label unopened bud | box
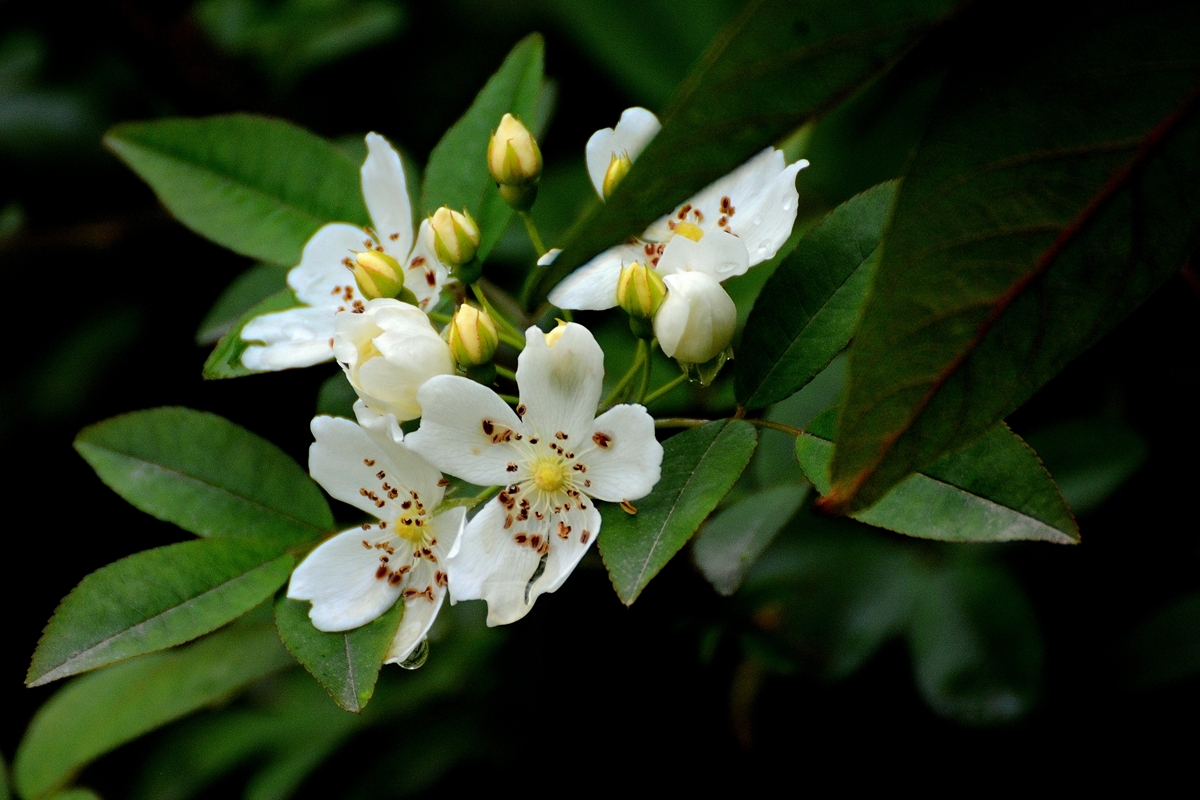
[616,262,667,321]
[430,206,480,266]
[488,113,542,187]
[353,250,405,300]
[602,152,633,199]
[448,304,498,367]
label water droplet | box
[753,214,762,225]
[783,201,792,211]
[398,638,429,670]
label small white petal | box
[309,415,444,521]
[287,527,403,632]
[539,504,602,594]
[654,272,737,363]
[727,158,806,266]
[362,133,414,260]
[287,223,368,307]
[240,306,336,371]
[401,219,451,311]
[385,506,465,663]
[537,248,562,266]
[580,404,662,502]
[447,498,545,626]
[546,244,644,311]
[517,322,605,442]
[654,229,749,281]
[353,400,406,448]
[407,376,526,486]
[585,107,661,198]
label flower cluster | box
[240,106,805,658]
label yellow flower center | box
[674,222,704,241]
[532,460,568,493]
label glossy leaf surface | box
[28,539,293,687]
[797,409,1078,543]
[75,407,333,545]
[106,114,367,266]
[692,484,808,596]
[600,419,757,604]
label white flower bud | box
[430,206,480,266]
[653,272,737,364]
[448,304,498,366]
[333,299,455,422]
[488,113,542,186]
[616,261,667,320]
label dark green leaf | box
[692,484,808,596]
[203,289,299,379]
[599,420,757,604]
[1122,593,1200,689]
[736,181,896,408]
[1025,418,1147,515]
[274,595,403,713]
[46,790,101,800]
[544,0,965,284]
[0,752,9,800]
[907,557,1042,725]
[105,114,367,266]
[75,407,333,545]
[315,372,358,419]
[196,264,290,345]
[827,5,1200,512]
[420,35,543,262]
[14,622,291,800]
[798,409,1077,543]
[28,539,294,687]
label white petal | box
[353,400,406,447]
[516,322,605,441]
[585,107,661,198]
[654,272,737,363]
[401,219,451,312]
[309,415,444,522]
[385,506,465,663]
[727,158,806,266]
[546,244,644,311]
[447,497,545,626]
[288,223,369,307]
[537,248,562,266]
[362,133,413,260]
[654,229,749,281]
[580,404,662,502]
[240,306,336,371]
[287,527,402,631]
[539,504,602,594]
[407,376,525,486]
[684,148,790,224]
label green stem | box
[471,282,525,348]
[519,211,547,255]
[517,211,551,309]
[499,393,521,404]
[746,419,805,437]
[495,364,517,382]
[473,485,501,505]
[428,311,452,326]
[642,373,687,406]
[654,417,711,429]
[601,340,647,411]
[636,347,652,404]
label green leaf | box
[0,752,10,800]
[105,114,367,266]
[315,372,358,419]
[692,484,807,596]
[826,6,1200,512]
[75,407,333,545]
[1025,418,1147,515]
[1122,593,1200,689]
[27,539,294,688]
[14,622,291,800]
[46,790,101,800]
[907,557,1042,725]
[797,409,1077,543]
[599,420,757,604]
[736,181,896,408]
[196,264,290,345]
[274,595,404,713]
[202,289,299,380]
[544,0,965,284]
[420,34,543,262]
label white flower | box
[241,133,451,371]
[548,146,808,312]
[653,271,737,363]
[406,322,663,625]
[334,298,455,423]
[287,416,465,664]
[585,106,661,199]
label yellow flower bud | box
[352,250,405,300]
[448,304,499,366]
[616,262,667,321]
[488,113,542,186]
[430,206,480,266]
[602,152,633,199]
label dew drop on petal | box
[753,214,763,225]
[783,201,792,211]
[399,638,429,670]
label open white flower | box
[548,145,807,312]
[407,322,663,625]
[585,106,661,200]
[288,416,465,664]
[241,133,451,371]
